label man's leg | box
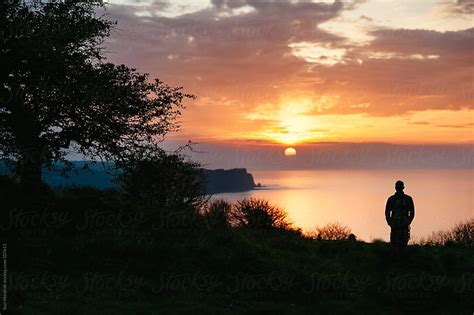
[400,227,409,255]
[390,229,401,257]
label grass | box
[2,180,473,314]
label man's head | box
[395,180,404,192]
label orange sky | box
[106,0,473,145]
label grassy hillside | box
[2,178,472,314]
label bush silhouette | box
[451,219,474,246]
[117,152,208,215]
[201,199,233,229]
[418,219,474,247]
[308,222,352,240]
[230,198,291,230]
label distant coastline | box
[0,161,260,194]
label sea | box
[214,169,473,242]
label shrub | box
[451,219,474,246]
[308,222,352,241]
[230,198,292,230]
[201,199,232,228]
[117,152,209,214]
[418,219,474,247]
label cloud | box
[301,27,474,116]
[103,0,474,134]
[409,121,431,125]
[435,122,474,128]
[160,140,474,170]
[289,42,347,66]
[105,0,351,106]
[367,27,473,57]
[441,0,474,15]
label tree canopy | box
[0,1,193,190]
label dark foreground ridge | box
[1,176,472,314]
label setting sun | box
[284,147,297,156]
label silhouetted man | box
[385,180,415,254]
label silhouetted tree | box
[117,151,209,219]
[0,1,193,192]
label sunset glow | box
[106,0,474,145]
[5,2,473,311]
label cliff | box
[201,168,256,194]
